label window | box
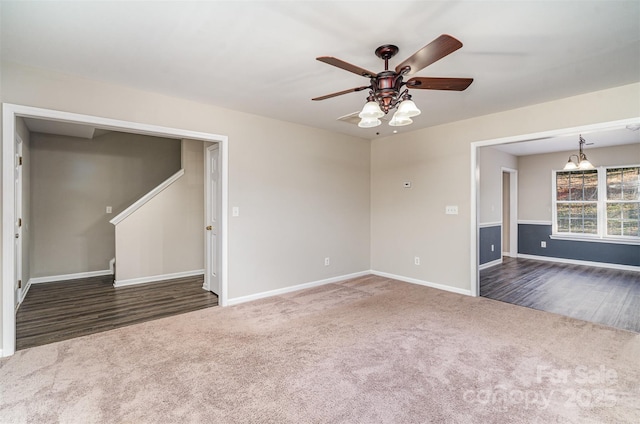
[553,165,640,242]
[606,167,640,237]
[555,170,598,234]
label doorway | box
[470,117,640,297]
[2,103,229,357]
[471,117,640,333]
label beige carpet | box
[1,275,638,423]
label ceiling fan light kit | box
[396,97,421,118]
[358,100,385,119]
[358,117,383,128]
[313,34,474,129]
[389,113,413,127]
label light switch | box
[106,206,112,214]
[445,205,458,215]
[232,207,239,217]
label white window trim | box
[552,164,640,245]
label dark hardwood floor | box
[480,257,640,333]
[16,275,218,350]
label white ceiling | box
[491,125,640,156]
[1,1,639,141]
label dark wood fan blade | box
[395,34,463,75]
[317,57,377,78]
[312,86,370,101]
[406,77,473,91]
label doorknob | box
[206,226,213,231]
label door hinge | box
[18,218,22,227]
[18,156,23,166]
[18,280,22,289]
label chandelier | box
[563,135,594,170]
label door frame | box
[469,117,640,297]
[501,167,518,258]
[2,103,229,357]
[13,134,23,310]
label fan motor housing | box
[372,70,404,113]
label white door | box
[204,144,221,295]
[14,136,23,309]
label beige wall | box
[371,82,640,291]
[227,112,371,295]
[29,131,181,277]
[115,139,205,282]
[518,144,640,222]
[478,147,517,224]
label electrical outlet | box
[324,257,330,266]
[414,256,420,265]
[106,206,112,214]
[541,241,547,248]
[491,244,495,252]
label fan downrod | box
[375,44,399,71]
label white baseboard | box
[479,258,503,271]
[18,279,32,304]
[30,269,112,284]
[226,271,371,306]
[109,258,116,274]
[370,270,472,296]
[517,254,640,272]
[114,269,205,288]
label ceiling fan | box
[312,34,473,128]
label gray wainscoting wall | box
[518,223,640,267]
[479,225,502,265]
